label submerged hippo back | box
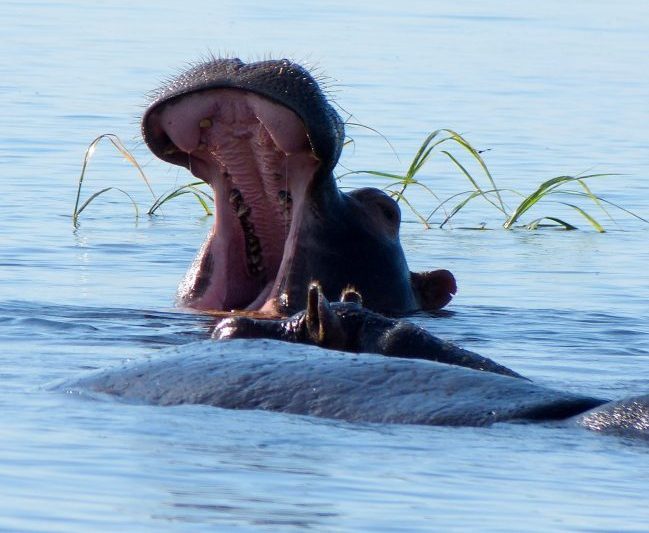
[58,339,603,427]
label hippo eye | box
[372,197,399,226]
[379,203,397,222]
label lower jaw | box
[179,157,314,314]
[177,200,290,314]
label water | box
[2,0,649,530]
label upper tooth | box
[247,236,261,252]
[199,118,212,128]
[249,263,265,276]
[229,188,242,205]
[278,190,292,205]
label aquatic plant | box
[147,182,213,216]
[72,132,647,231]
[341,128,648,232]
[72,134,151,226]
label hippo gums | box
[142,57,456,315]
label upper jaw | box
[142,58,345,176]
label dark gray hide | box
[59,339,617,428]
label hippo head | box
[142,57,456,315]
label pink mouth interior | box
[149,89,320,312]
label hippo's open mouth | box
[145,89,321,312]
[143,58,456,316]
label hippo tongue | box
[151,89,320,311]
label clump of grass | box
[148,182,213,216]
[72,134,155,226]
[340,128,507,228]
[73,131,647,231]
[345,128,647,232]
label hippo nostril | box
[340,288,363,305]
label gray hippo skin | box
[142,57,456,315]
[61,338,649,436]
[61,339,606,427]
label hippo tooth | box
[237,204,251,218]
[247,237,261,252]
[229,188,242,205]
[249,263,265,275]
[277,190,292,206]
[199,118,212,128]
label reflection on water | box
[1,0,649,531]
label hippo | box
[57,283,649,437]
[141,57,456,315]
[62,57,648,438]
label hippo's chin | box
[146,89,321,312]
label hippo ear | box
[411,269,458,310]
[340,286,363,305]
[306,282,346,348]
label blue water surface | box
[1,1,649,531]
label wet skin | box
[213,282,524,379]
[142,58,456,315]
[60,336,649,437]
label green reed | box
[73,131,647,231]
[72,134,155,226]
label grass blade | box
[73,134,154,225]
[75,187,139,220]
[440,129,506,213]
[504,174,614,229]
[387,190,431,228]
[441,150,508,215]
[440,190,486,228]
[525,217,578,230]
[559,203,605,233]
[149,182,213,215]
